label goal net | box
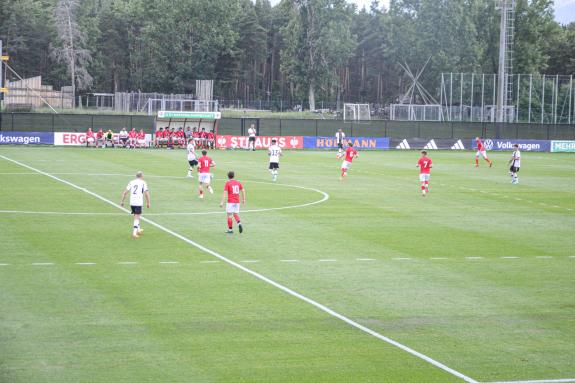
[343,103,371,121]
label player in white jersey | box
[335,129,346,156]
[186,138,198,178]
[268,139,283,182]
[247,124,257,151]
[120,171,151,238]
[508,144,521,184]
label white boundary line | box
[496,380,575,383]
[0,153,478,383]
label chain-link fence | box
[1,113,574,140]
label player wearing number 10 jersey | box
[220,171,246,234]
[417,151,433,196]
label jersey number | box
[203,160,210,167]
[132,185,140,194]
[422,161,428,168]
[231,185,240,194]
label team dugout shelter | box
[154,111,221,138]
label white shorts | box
[419,173,430,182]
[226,203,240,214]
[86,137,95,143]
[341,161,351,170]
[138,139,146,146]
[198,173,212,184]
[476,150,487,158]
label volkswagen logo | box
[484,139,494,150]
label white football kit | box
[126,179,148,206]
[187,143,197,161]
[269,145,282,163]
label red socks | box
[233,214,240,223]
[227,218,233,229]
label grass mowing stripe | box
[0,153,480,383]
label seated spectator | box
[184,127,192,140]
[155,127,164,148]
[105,129,115,148]
[176,127,186,148]
[119,127,129,148]
[86,128,95,148]
[192,128,201,148]
[96,129,105,148]
[207,130,215,149]
[137,129,146,148]
[128,128,138,148]
[167,127,176,149]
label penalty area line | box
[0,154,478,383]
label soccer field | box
[0,146,574,383]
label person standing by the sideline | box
[247,124,257,151]
[120,171,151,239]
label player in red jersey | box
[128,128,138,148]
[197,150,216,198]
[207,130,215,149]
[475,137,493,167]
[417,150,433,196]
[137,129,146,148]
[337,141,358,180]
[96,129,105,148]
[220,171,246,234]
[85,128,95,147]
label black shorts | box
[338,142,343,149]
[249,136,256,142]
[130,205,142,215]
[269,162,279,170]
[510,166,520,173]
[188,160,198,167]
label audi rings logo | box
[483,139,494,150]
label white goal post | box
[343,103,371,121]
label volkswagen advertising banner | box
[469,139,550,152]
[551,141,575,153]
[216,135,303,149]
[304,136,390,150]
[0,132,54,145]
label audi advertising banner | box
[469,139,550,152]
[0,132,54,145]
[216,135,303,149]
[304,136,390,150]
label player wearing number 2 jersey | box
[220,171,246,234]
[417,151,433,196]
[197,150,216,199]
[120,171,151,238]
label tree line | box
[1,0,573,110]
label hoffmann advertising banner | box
[216,135,303,149]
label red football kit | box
[198,156,213,173]
[96,130,104,138]
[224,180,243,203]
[345,147,358,162]
[86,130,94,138]
[418,157,433,174]
[129,130,137,138]
[476,139,484,151]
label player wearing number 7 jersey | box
[417,151,433,196]
[197,150,216,199]
[220,171,246,234]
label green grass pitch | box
[0,146,574,383]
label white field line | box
[318,259,337,262]
[0,154,479,383]
[76,262,96,265]
[356,258,376,261]
[501,257,519,259]
[118,261,138,265]
[0,210,124,216]
[159,261,179,264]
[486,379,575,383]
[431,257,448,260]
[280,259,300,263]
[32,263,54,266]
[0,263,10,266]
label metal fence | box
[1,113,574,140]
